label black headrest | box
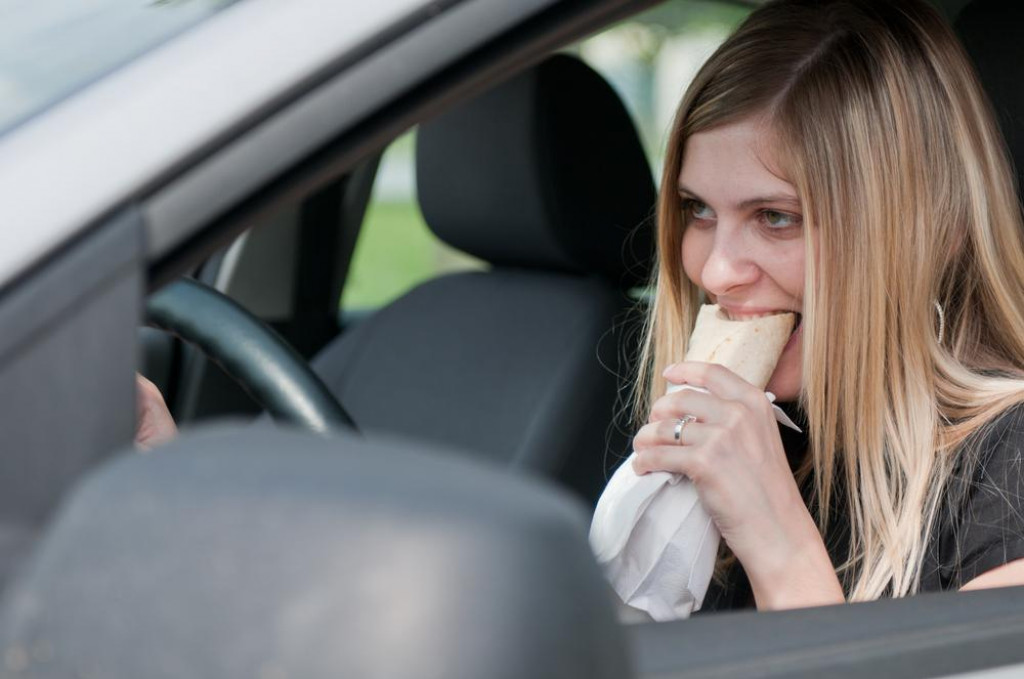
[416,54,656,288]
[956,1,1024,194]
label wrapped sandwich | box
[589,303,796,621]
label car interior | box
[141,0,1015,509]
[4,0,1024,676]
[143,52,658,508]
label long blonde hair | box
[637,0,1024,599]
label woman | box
[629,0,1024,610]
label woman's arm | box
[750,525,846,609]
[962,558,1024,591]
[940,405,1024,593]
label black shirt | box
[697,403,1024,613]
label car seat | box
[311,54,656,504]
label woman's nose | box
[698,230,760,296]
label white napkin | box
[589,385,801,621]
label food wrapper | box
[590,385,800,621]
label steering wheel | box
[146,278,357,434]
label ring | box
[673,415,696,444]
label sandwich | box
[683,304,796,390]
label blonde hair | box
[637,0,1024,599]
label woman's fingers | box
[663,361,773,414]
[633,419,707,450]
[135,373,177,451]
[648,387,721,423]
[632,443,710,480]
[648,384,761,430]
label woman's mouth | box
[721,309,786,321]
[721,308,801,328]
[720,307,803,346]
[783,313,803,350]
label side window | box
[576,2,749,172]
[341,129,484,312]
[342,2,747,315]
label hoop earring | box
[934,300,945,345]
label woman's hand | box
[631,361,843,610]
[135,374,177,451]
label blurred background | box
[341,0,750,311]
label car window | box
[577,1,750,174]
[341,129,485,312]
[0,0,242,136]
[341,1,748,315]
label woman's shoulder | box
[951,400,1024,516]
[960,401,1024,515]
[920,401,1024,591]
[963,401,1024,472]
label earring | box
[934,300,945,345]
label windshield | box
[0,0,241,136]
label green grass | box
[341,200,482,310]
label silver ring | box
[673,415,696,444]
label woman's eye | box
[761,210,801,229]
[684,200,715,221]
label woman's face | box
[678,118,805,401]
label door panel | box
[0,208,142,591]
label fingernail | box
[662,364,676,377]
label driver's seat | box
[311,54,655,504]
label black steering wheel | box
[146,278,357,434]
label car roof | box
[0,0,561,293]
